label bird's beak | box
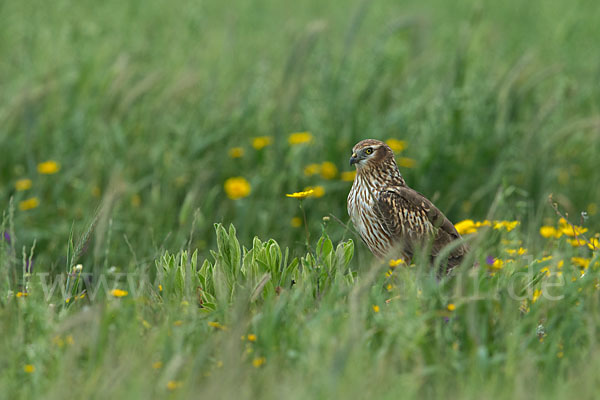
[350,153,358,166]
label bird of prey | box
[347,139,467,272]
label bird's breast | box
[347,175,392,258]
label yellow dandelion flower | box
[19,197,39,211]
[540,226,561,238]
[372,305,380,313]
[303,163,321,176]
[455,220,477,235]
[37,160,60,174]
[208,321,227,330]
[290,217,302,227]
[305,186,324,198]
[492,259,504,270]
[386,283,393,291]
[587,237,599,250]
[167,381,182,390]
[224,177,251,200]
[252,357,266,368]
[110,289,128,297]
[572,257,590,269]
[247,334,257,342]
[340,170,356,182]
[505,247,527,256]
[320,161,338,179]
[152,361,163,369]
[447,303,456,311]
[493,220,520,232]
[23,364,35,373]
[15,178,32,191]
[560,225,588,237]
[16,291,28,298]
[288,132,313,145]
[252,136,272,150]
[65,335,74,345]
[286,189,314,199]
[397,157,416,168]
[228,147,244,158]
[532,289,542,303]
[385,139,407,153]
[567,238,587,247]
[540,267,550,277]
[389,258,405,267]
[557,260,564,269]
[158,284,163,292]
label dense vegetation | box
[2,0,600,398]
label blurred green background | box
[2,0,599,270]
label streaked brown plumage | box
[347,139,467,272]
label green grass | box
[2,0,600,398]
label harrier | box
[347,139,467,272]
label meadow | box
[2,0,600,398]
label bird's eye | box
[365,148,373,155]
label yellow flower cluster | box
[288,132,313,145]
[505,247,527,256]
[252,136,272,150]
[37,160,60,174]
[224,177,251,200]
[208,321,227,330]
[454,219,520,235]
[110,289,128,297]
[571,257,590,269]
[385,139,407,153]
[304,161,338,179]
[252,357,266,368]
[19,197,39,211]
[228,147,244,158]
[15,178,32,191]
[388,258,405,267]
[540,218,588,239]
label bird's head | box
[350,139,395,170]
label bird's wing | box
[376,186,467,264]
